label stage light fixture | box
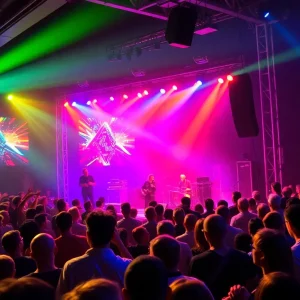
[110,96,114,101]
[143,90,149,95]
[64,102,69,107]
[172,85,178,91]
[137,93,143,98]
[123,94,128,99]
[160,89,166,94]
[7,95,13,100]
[87,100,91,105]
[264,12,270,18]
[227,75,233,81]
[72,102,77,107]
[218,78,224,84]
[93,99,97,104]
[195,80,203,86]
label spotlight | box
[264,12,270,18]
[218,78,224,84]
[7,95,13,100]
[195,80,203,86]
[110,96,114,101]
[172,85,178,91]
[123,94,128,99]
[137,93,142,98]
[143,90,149,95]
[93,99,97,104]
[64,102,69,107]
[87,100,91,105]
[72,102,77,107]
[160,88,166,94]
[227,75,233,81]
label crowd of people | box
[0,182,300,299]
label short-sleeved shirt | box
[26,269,61,288]
[79,175,94,192]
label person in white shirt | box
[230,198,257,233]
[57,211,132,298]
[117,203,141,246]
[176,214,197,248]
[157,220,192,275]
[68,207,86,236]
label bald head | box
[268,194,282,211]
[0,255,15,280]
[238,198,249,212]
[30,233,56,262]
[203,215,227,246]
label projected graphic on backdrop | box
[79,116,135,166]
[0,117,29,166]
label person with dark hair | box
[57,212,132,297]
[263,212,285,232]
[118,228,128,248]
[130,208,138,219]
[234,233,252,253]
[173,207,185,237]
[142,175,156,208]
[19,220,40,256]
[117,203,141,246]
[25,208,37,220]
[0,277,55,300]
[192,219,209,256]
[51,199,67,237]
[36,204,45,215]
[54,212,89,268]
[257,203,270,220]
[72,199,83,215]
[190,215,257,300]
[157,220,192,275]
[1,230,36,278]
[202,199,215,218]
[271,182,282,196]
[194,204,204,215]
[230,198,256,232]
[164,208,173,222]
[81,201,92,224]
[68,206,86,236]
[170,278,214,300]
[155,204,164,222]
[0,255,15,280]
[286,197,300,208]
[248,218,264,237]
[34,213,54,236]
[217,200,228,208]
[95,197,105,210]
[122,255,170,300]
[79,168,95,204]
[142,207,157,241]
[27,234,61,288]
[176,214,197,248]
[216,205,242,248]
[254,272,300,300]
[63,278,122,300]
[128,227,149,258]
[180,197,201,219]
[248,198,257,214]
[281,186,293,210]
[285,204,300,281]
[229,191,242,219]
[149,200,157,207]
[0,210,13,234]
[252,191,261,204]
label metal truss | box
[256,23,282,195]
[55,97,69,201]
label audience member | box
[216,205,243,248]
[194,203,204,215]
[123,255,170,300]
[130,208,138,219]
[106,205,118,221]
[142,206,157,241]
[155,204,164,222]
[218,200,229,207]
[57,211,132,296]
[286,197,300,208]
[54,212,89,268]
[234,232,252,253]
[229,191,242,219]
[254,272,300,300]
[248,198,257,214]
[81,201,92,224]
[180,197,201,219]
[27,233,61,288]
[271,182,282,196]
[36,204,45,214]
[63,278,122,300]
[95,197,105,210]
[117,203,141,245]
[252,190,261,204]
[128,226,149,258]
[202,199,215,218]
[192,219,209,256]
[176,214,197,248]
[0,210,13,233]
[157,220,192,275]
[0,255,15,280]
[19,220,40,255]
[190,215,257,300]
[68,207,86,236]
[52,199,67,237]
[285,204,300,281]
[268,194,283,217]
[170,278,214,300]
[149,200,157,207]
[34,213,53,236]
[263,212,284,232]
[26,208,37,220]
[248,217,264,237]
[163,208,174,222]
[281,186,293,209]
[173,207,185,237]
[257,203,270,220]
[230,198,256,232]
[72,199,84,215]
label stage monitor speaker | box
[165,6,198,48]
[228,74,259,138]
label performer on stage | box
[142,174,156,208]
[79,168,96,204]
[179,174,192,197]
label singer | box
[79,168,96,204]
[141,174,156,208]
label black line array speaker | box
[165,6,198,48]
[228,73,259,138]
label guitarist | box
[141,174,156,208]
[179,174,192,197]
